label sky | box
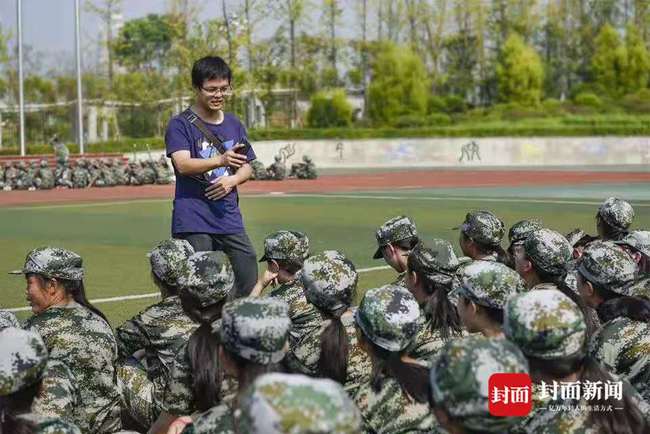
[0,0,361,75]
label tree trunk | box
[222,0,233,65]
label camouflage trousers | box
[117,364,164,428]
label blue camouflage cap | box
[9,247,84,281]
[355,284,420,352]
[0,328,48,395]
[238,373,362,434]
[577,241,637,295]
[148,239,195,287]
[598,197,634,231]
[218,297,291,364]
[301,250,358,313]
[373,216,418,259]
[259,230,310,263]
[455,210,505,246]
[178,251,234,307]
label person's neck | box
[48,293,74,309]
[192,103,224,124]
[525,273,542,289]
[480,325,504,339]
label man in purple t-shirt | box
[165,56,257,297]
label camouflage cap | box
[565,228,586,247]
[430,335,529,433]
[508,219,543,245]
[614,230,650,258]
[9,247,84,281]
[259,230,310,263]
[455,210,505,246]
[373,216,418,259]
[577,242,637,295]
[178,251,234,307]
[0,328,48,395]
[148,239,195,287]
[0,310,20,330]
[354,284,420,352]
[238,373,362,434]
[504,289,586,360]
[406,238,460,287]
[523,229,572,276]
[456,261,525,310]
[40,159,49,167]
[598,197,634,231]
[301,250,358,313]
[218,297,290,364]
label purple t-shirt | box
[165,110,256,235]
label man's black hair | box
[191,56,232,88]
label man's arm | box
[204,163,252,200]
[170,145,248,177]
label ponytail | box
[180,291,226,412]
[61,279,109,324]
[579,356,647,434]
[420,276,462,340]
[317,309,349,384]
[597,296,650,323]
[368,341,429,403]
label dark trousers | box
[176,232,258,298]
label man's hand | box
[260,269,279,288]
[166,416,193,434]
[205,175,237,200]
[220,143,248,168]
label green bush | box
[392,115,428,128]
[426,113,452,126]
[444,95,467,113]
[541,98,565,116]
[573,92,603,109]
[620,89,650,113]
[306,89,353,128]
[427,95,447,113]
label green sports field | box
[2,182,650,326]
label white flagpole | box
[17,0,25,156]
[74,0,84,154]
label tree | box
[591,23,627,96]
[306,89,352,127]
[367,43,429,123]
[113,14,175,71]
[86,0,122,86]
[622,24,650,93]
[496,33,544,105]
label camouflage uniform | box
[0,162,5,188]
[249,160,268,180]
[101,159,117,187]
[141,160,156,184]
[615,230,650,277]
[430,335,529,433]
[504,289,650,432]
[12,247,122,433]
[283,251,371,392]
[112,158,129,185]
[35,160,55,190]
[51,136,70,165]
[0,327,82,434]
[127,161,144,185]
[154,156,173,184]
[184,298,291,433]
[290,155,318,180]
[4,161,19,190]
[55,162,73,188]
[0,309,20,329]
[71,159,92,189]
[508,219,543,248]
[15,161,33,190]
[258,231,320,351]
[161,251,234,415]
[597,197,635,239]
[405,239,463,363]
[266,155,286,181]
[353,285,437,433]
[116,240,196,427]
[578,243,650,401]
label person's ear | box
[584,280,595,298]
[45,277,58,296]
[631,251,642,265]
[268,260,280,273]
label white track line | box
[4,265,392,312]
[4,192,650,211]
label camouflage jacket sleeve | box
[116,313,149,362]
[32,359,81,423]
[17,413,82,434]
[183,403,236,434]
[161,344,195,415]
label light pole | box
[16,0,25,156]
[74,0,84,154]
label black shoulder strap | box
[183,109,228,155]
